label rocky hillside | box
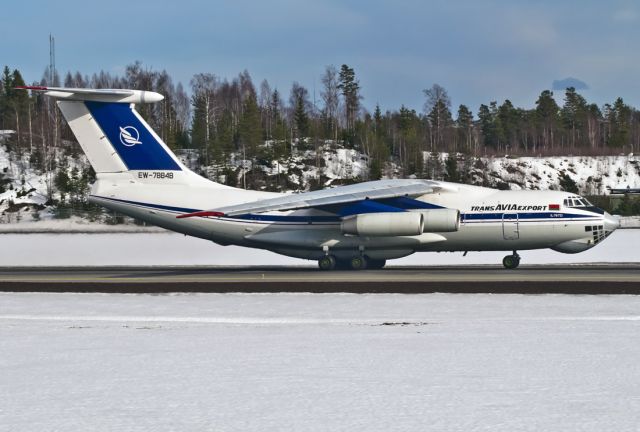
[1,133,639,226]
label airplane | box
[18,86,620,270]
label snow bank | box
[0,217,164,233]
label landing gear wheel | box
[318,255,337,271]
[349,256,368,270]
[502,254,520,269]
[367,259,386,269]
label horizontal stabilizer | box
[15,86,163,104]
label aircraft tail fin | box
[17,86,189,175]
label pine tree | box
[560,87,588,148]
[1,66,13,130]
[397,105,420,173]
[444,153,459,182]
[293,92,309,138]
[559,172,579,193]
[215,110,235,159]
[238,93,262,160]
[190,94,210,162]
[489,101,506,151]
[338,64,360,133]
[368,103,389,180]
[608,97,631,148]
[497,100,519,152]
[369,157,382,180]
[456,104,473,153]
[289,82,311,143]
[615,193,634,216]
[478,104,496,149]
[535,90,560,150]
[373,103,383,136]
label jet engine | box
[421,208,460,232]
[341,212,423,236]
[340,209,459,237]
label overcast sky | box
[2,0,639,113]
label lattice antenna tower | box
[49,34,56,85]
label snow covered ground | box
[0,229,637,267]
[0,217,164,233]
[2,292,640,431]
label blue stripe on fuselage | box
[462,212,596,221]
[92,195,198,214]
[93,195,600,225]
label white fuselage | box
[88,171,618,262]
[26,86,619,266]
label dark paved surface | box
[1,265,640,293]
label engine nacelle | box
[420,208,460,232]
[341,212,423,236]
[340,209,460,237]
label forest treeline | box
[2,61,640,183]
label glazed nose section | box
[603,212,620,232]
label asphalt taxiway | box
[0,265,639,294]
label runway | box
[1,264,640,293]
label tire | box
[318,255,337,271]
[349,256,367,270]
[502,255,520,269]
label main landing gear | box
[502,251,520,269]
[318,255,386,271]
[318,255,337,271]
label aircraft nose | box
[603,212,620,232]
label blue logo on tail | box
[85,101,181,171]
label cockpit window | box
[563,197,593,208]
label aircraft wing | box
[180,179,439,218]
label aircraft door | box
[502,213,519,240]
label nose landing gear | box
[502,251,520,269]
